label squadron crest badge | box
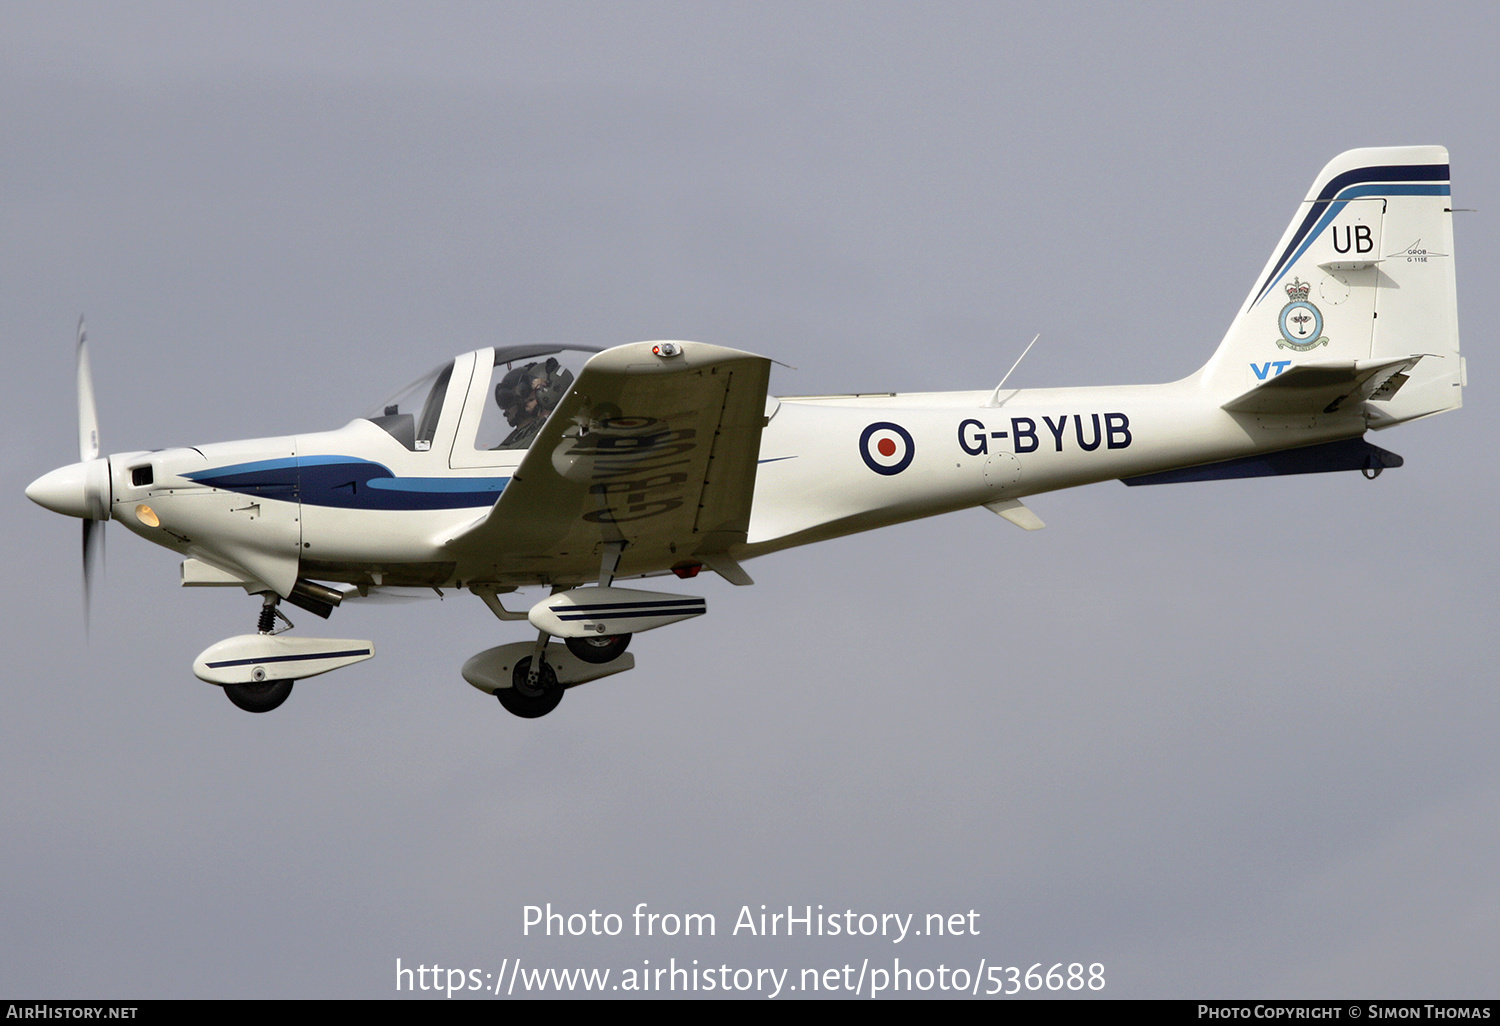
[1275,279,1329,351]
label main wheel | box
[565,632,631,664]
[223,679,294,713]
[496,656,564,718]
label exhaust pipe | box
[285,578,344,619]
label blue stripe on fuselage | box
[184,456,509,511]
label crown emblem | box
[1285,279,1311,303]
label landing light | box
[135,504,159,528]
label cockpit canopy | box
[365,362,452,452]
[364,345,599,453]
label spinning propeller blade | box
[79,318,106,628]
[77,317,99,463]
[82,517,104,631]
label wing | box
[445,341,772,585]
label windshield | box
[364,361,454,451]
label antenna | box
[989,334,1039,405]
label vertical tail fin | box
[1201,146,1461,426]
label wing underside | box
[445,342,772,586]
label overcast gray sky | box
[3,1,1497,999]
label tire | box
[565,632,631,664]
[223,679,294,713]
[496,656,564,718]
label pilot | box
[495,358,573,448]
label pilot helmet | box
[494,364,536,424]
[530,358,570,410]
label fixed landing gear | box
[194,591,375,712]
[223,594,298,714]
[496,655,564,718]
[565,632,631,664]
[461,638,633,718]
[223,678,294,713]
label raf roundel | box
[859,422,915,475]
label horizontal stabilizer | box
[1222,357,1422,415]
[1122,436,1402,486]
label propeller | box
[78,317,99,462]
[81,511,105,628]
[77,318,105,625]
[25,317,112,630]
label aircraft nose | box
[26,459,110,519]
